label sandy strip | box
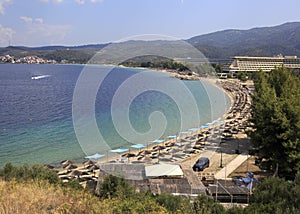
[54,69,252,179]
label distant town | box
[0,54,57,64]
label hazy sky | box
[0,0,299,47]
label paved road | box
[214,152,249,180]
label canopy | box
[200,125,209,129]
[110,148,129,153]
[130,144,146,149]
[180,131,191,134]
[212,119,224,123]
[189,128,200,132]
[167,135,177,139]
[85,153,105,159]
[145,164,183,178]
[152,139,164,143]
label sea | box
[0,64,231,167]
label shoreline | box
[53,75,253,183]
[1,64,252,182]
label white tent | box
[145,164,183,178]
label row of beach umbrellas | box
[83,120,224,161]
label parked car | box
[192,157,209,171]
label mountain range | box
[1,22,299,63]
[188,22,300,59]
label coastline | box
[53,70,253,184]
[1,63,252,183]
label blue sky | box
[0,0,299,47]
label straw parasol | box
[60,160,74,167]
[63,164,78,170]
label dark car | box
[192,157,209,171]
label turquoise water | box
[0,64,230,166]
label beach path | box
[214,153,249,180]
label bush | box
[155,193,192,213]
[97,174,134,199]
[193,194,225,214]
[0,163,59,184]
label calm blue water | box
[0,64,230,166]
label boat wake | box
[31,75,51,80]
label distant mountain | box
[1,22,299,63]
[187,22,300,58]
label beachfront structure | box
[229,55,300,73]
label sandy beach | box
[51,75,253,186]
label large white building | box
[229,55,300,73]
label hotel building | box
[229,55,300,73]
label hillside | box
[188,22,300,58]
[0,22,299,63]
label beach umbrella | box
[85,153,105,160]
[141,150,151,155]
[166,135,177,144]
[44,164,55,170]
[110,148,129,162]
[64,164,78,170]
[87,164,100,171]
[153,145,166,163]
[121,152,136,158]
[182,138,193,142]
[165,142,175,147]
[152,139,164,144]
[201,125,209,129]
[189,128,200,132]
[110,148,129,153]
[60,159,74,167]
[180,131,191,135]
[213,119,224,123]
[71,170,82,177]
[167,135,177,139]
[153,145,166,151]
[83,159,96,166]
[130,144,146,149]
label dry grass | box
[229,156,273,179]
[0,179,167,214]
[0,180,110,214]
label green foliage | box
[62,178,84,190]
[0,163,59,184]
[121,55,190,72]
[154,193,192,213]
[237,71,248,82]
[107,195,167,214]
[250,67,300,179]
[214,64,222,73]
[3,164,300,213]
[97,174,135,199]
[225,206,245,214]
[42,49,94,63]
[244,176,300,213]
[193,194,225,214]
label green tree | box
[250,68,300,179]
[0,163,59,184]
[155,193,192,213]
[244,176,300,213]
[193,194,225,214]
[237,71,248,82]
[97,174,134,199]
